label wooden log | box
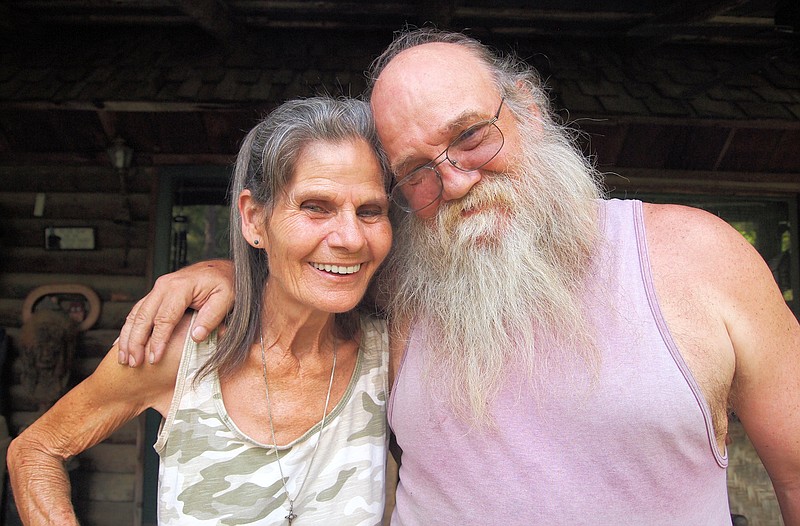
[78,472,137,502]
[0,192,150,222]
[0,274,148,303]
[0,272,150,302]
[5,328,121,359]
[0,247,148,276]
[5,218,150,249]
[76,500,137,526]
[0,166,153,193]
[78,443,139,474]
[0,298,137,330]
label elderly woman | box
[8,96,392,526]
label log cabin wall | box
[0,165,154,524]
[0,5,799,524]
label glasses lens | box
[390,167,442,212]
[448,122,504,172]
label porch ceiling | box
[1,0,798,183]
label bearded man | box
[120,29,800,525]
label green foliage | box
[171,205,230,269]
[729,221,757,246]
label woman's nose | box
[329,212,366,251]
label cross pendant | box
[285,502,297,525]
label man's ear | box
[238,190,266,248]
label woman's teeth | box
[311,263,361,274]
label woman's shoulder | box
[359,313,388,344]
[163,310,220,370]
[359,312,387,332]
[357,313,389,365]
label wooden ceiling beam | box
[627,0,752,37]
[416,0,456,29]
[171,0,250,48]
[0,1,780,45]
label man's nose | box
[438,161,482,203]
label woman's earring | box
[253,239,259,246]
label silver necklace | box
[259,332,337,526]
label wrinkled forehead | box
[370,43,499,163]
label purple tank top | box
[388,199,730,525]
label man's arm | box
[721,233,800,523]
[118,259,234,367]
[7,320,186,525]
[648,203,800,524]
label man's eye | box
[453,123,488,150]
[401,169,426,186]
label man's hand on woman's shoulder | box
[118,259,235,367]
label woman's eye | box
[358,206,386,219]
[301,202,327,214]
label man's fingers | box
[139,290,196,365]
[117,260,235,367]
[146,315,179,365]
[119,281,192,367]
[118,298,148,365]
[191,293,234,343]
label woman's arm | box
[7,316,189,525]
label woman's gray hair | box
[366,27,555,129]
[199,96,390,381]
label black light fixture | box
[106,137,135,265]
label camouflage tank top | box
[155,313,389,525]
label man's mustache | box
[435,175,518,221]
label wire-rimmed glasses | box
[389,98,506,213]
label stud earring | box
[253,239,259,246]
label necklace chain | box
[259,332,337,526]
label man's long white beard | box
[386,119,604,424]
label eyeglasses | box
[389,98,506,213]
